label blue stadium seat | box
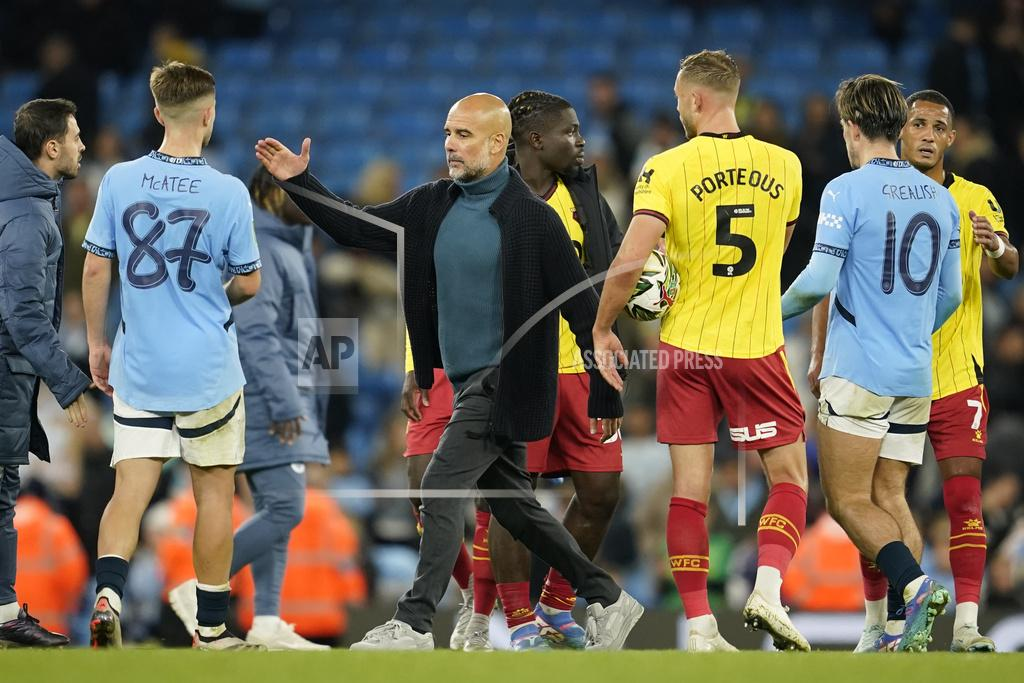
[832,41,890,77]
[628,10,694,42]
[421,43,480,71]
[289,8,355,39]
[761,42,820,75]
[491,44,547,73]
[898,40,932,74]
[353,43,412,73]
[705,6,764,40]
[215,40,274,72]
[0,72,39,106]
[559,45,616,74]
[627,44,686,74]
[313,105,373,139]
[286,41,343,72]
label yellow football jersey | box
[633,133,802,358]
[404,328,414,373]
[931,173,1008,399]
[545,179,587,374]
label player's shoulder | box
[947,172,994,201]
[746,135,801,168]
[642,140,692,173]
[205,165,248,194]
[824,168,860,194]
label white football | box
[624,250,680,321]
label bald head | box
[444,93,511,181]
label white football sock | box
[864,598,886,627]
[687,613,718,634]
[467,613,490,632]
[250,615,280,633]
[753,566,783,603]
[0,601,20,622]
[954,601,978,630]
[885,619,905,636]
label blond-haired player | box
[594,50,809,652]
[82,62,262,649]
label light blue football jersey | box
[84,151,260,411]
[815,158,961,397]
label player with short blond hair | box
[594,49,810,652]
[83,61,262,650]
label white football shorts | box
[110,389,245,468]
[817,376,930,465]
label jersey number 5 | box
[713,204,757,277]
[881,211,940,295]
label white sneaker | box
[462,613,492,651]
[350,620,434,651]
[950,624,996,652]
[449,587,474,650]
[583,590,644,650]
[742,591,811,651]
[687,616,738,652]
[168,579,199,636]
[246,617,330,651]
[854,624,885,653]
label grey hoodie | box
[0,135,90,464]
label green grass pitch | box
[2,650,1022,683]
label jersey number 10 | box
[881,211,940,295]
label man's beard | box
[58,153,80,179]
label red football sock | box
[472,510,497,615]
[667,497,711,618]
[859,555,889,601]
[944,475,986,604]
[452,543,473,591]
[414,506,472,590]
[496,581,535,629]
[757,482,807,573]
[539,569,576,611]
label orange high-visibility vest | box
[13,495,88,634]
[235,490,366,638]
[782,514,865,611]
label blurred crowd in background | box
[1,0,1023,645]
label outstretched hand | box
[255,137,311,181]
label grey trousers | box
[230,463,307,616]
[0,465,20,605]
[394,368,619,633]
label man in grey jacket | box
[168,166,330,650]
[0,98,91,647]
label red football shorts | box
[527,372,623,477]
[656,342,805,450]
[929,384,988,460]
[403,368,455,457]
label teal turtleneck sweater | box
[433,159,510,385]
